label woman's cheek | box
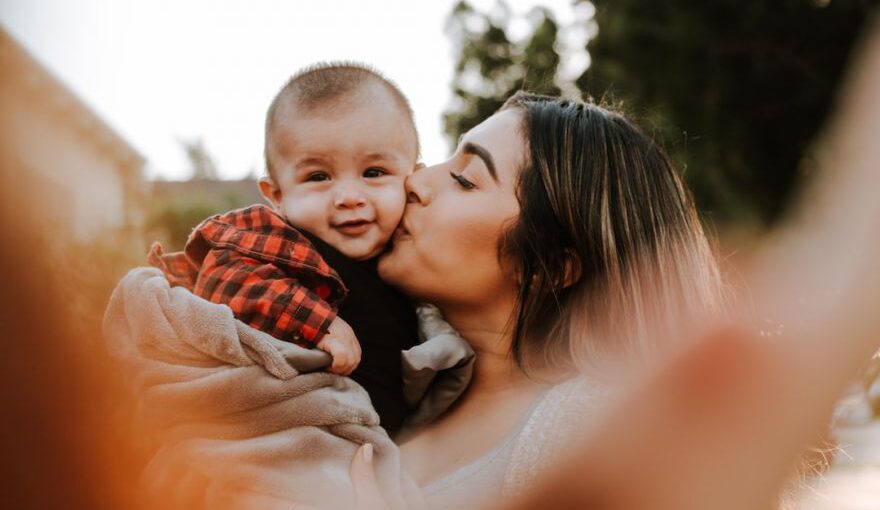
[431,208,504,279]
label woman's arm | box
[500,18,880,510]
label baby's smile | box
[333,218,375,236]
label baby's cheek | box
[280,193,328,232]
[373,182,407,227]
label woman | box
[101,90,725,510]
[99,88,724,510]
[351,20,880,509]
[371,91,724,508]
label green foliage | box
[583,0,876,225]
[146,195,219,251]
[444,1,563,149]
[179,137,220,180]
[444,0,876,226]
[146,184,260,251]
[147,139,262,251]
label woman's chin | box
[379,243,429,300]
[377,246,405,282]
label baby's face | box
[265,86,418,260]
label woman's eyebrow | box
[462,141,498,183]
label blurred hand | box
[350,443,389,510]
[317,316,362,375]
[498,19,880,510]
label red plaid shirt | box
[148,205,348,345]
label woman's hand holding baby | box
[317,316,362,375]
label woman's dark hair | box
[500,91,724,369]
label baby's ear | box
[258,177,283,208]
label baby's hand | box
[316,316,362,376]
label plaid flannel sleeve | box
[147,241,199,289]
[192,247,337,344]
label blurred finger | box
[350,443,386,510]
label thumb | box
[350,443,387,509]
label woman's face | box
[378,109,525,309]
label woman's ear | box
[258,176,283,208]
[526,252,582,290]
[560,251,582,289]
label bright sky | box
[1,0,591,180]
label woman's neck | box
[468,346,535,398]
[440,304,535,398]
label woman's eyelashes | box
[450,171,476,190]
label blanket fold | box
[400,305,476,433]
[103,267,419,510]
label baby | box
[149,63,421,436]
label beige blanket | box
[103,267,423,509]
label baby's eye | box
[306,172,330,182]
[363,167,387,178]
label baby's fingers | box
[329,354,349,374]
[329,350,356,375]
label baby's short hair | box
[264,62,418,180]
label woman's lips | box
[393,222,411,241]
[334,220,372,236]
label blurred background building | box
[0,27,146,245]
[0,25,261,252]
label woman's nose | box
[404,165,432,205]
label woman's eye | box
[306,172,330,182]
[363,167,387,178]
[450,172,476,190]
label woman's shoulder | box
[503,375,613,496]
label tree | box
[179,137,220,180]
[443,0,876,226]
[443,1,563,149]
[146,139,260,250]
[581,0,876,225]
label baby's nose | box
[334,184,367,208]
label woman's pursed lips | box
[393,221,411,240]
